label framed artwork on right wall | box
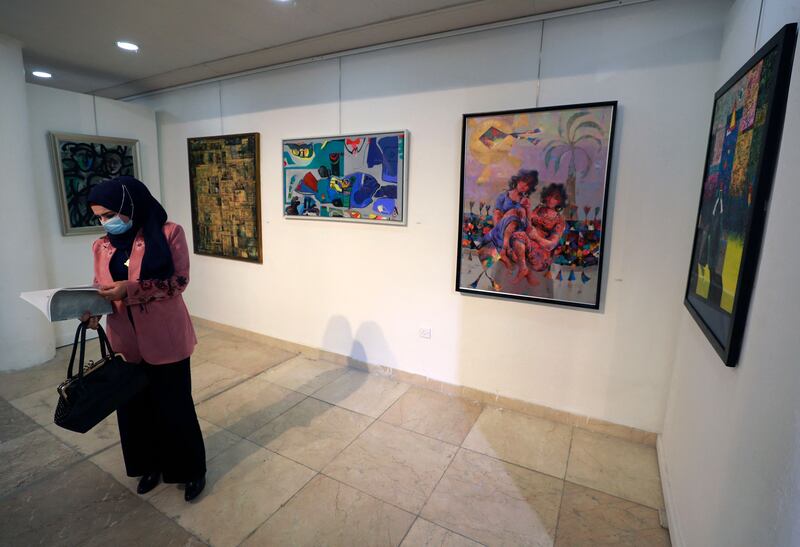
[684,23,797,367]
[456,101,617,309]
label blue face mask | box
[101,215,133,234]
[100,184,135,235]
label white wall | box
[660,0,800,545]
[25,84,160,346]
[134,0,728,433]
[0,35,54,370]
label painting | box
[49,132,140,236]
[456,102,617,309]
[283,131,408,224]
[187,133,262,263]
[685,23,797,366]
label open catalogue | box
[20,285,113,322]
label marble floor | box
[0,325,670,546]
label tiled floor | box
[0,326,670,546]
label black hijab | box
[88,176,174,280]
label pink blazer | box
[92,222,197,365]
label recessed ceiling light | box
[32,70,52,78]
[116,41,139,52]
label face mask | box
[101,185,134,234]
[101,215,133,234]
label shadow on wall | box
[321,315,398,372]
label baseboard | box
[192,315,658,447]
[657,435,683,546]
[56,330,99,348]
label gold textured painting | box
[187,133,262,263]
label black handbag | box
[54,322,147,433]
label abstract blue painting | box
[283,131,408,224]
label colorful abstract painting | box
[685,23,796,366]
[456,102,617,309]
[49,132,140,236]
[187,133,262,263]
[283,131,408,224]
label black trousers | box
[116,358,206,483]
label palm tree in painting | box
[543,111,603,208]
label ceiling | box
[0,0,610,99]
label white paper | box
[20,286,113,322]
[19,290,54,320]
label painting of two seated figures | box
[457,103,616,309]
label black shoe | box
[184,476,206,502]
[137,472,161,495]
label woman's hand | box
[80,311,100,330]
[98,281,128,302]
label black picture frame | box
[455,101,617,309]
[684,23,797,367]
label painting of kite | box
[456,102,617,309]
[283,131,408,224]
[187,133,262,263]
[685,23,796,366]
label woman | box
[81,176,206,502]
[510,183,568,285]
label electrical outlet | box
[419,327,432,339]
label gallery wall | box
[25,85,160,346]
[0,36,53,370]
[659,0,800,545]
[133,0,727,433]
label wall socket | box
[419,327,432,339]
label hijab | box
[88,176,174,280]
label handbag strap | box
[66,322,84,379]
[96,325,116,357]
[67,322,88,379]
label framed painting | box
[282,130,408,224]
[187,133,262,263]
[456,102,617,309]
[684,23,797,367]
[49,132,140,236]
